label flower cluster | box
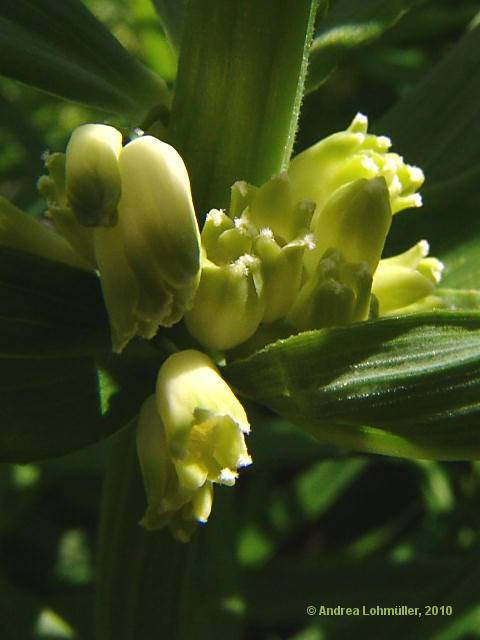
[186,113,443,352]
[3,124,201,353]
[0,114,445,540]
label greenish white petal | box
[117,135,201,327]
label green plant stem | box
[95,426,186,639]
[168,0,319,219]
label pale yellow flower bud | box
[185,255,265,351]
[65,124,122,227]
[287,249,372,330]
[243,173,315,243]
[304,177,392,276]
[201,209,252,265]
[254,229,314,323]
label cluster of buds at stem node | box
[184,171,316,350]
[185,113,443,352]
[10,124,202,353]
[136,350,251,541]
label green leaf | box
[0,247,162,462]
[0,571,43,639]
[168,0,320,216]
[375,24,480,289]
[0,343,161,463]
[246,414,338,470]
[0,247,108,357]
[224,312,480,460]
[0,356,100,463]
[0,0,170,117]
[306,0,422,93]
[150,0,186,53]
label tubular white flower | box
[156,350,250,470]
[136,350,251,541]
[117,136,201,329]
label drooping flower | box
[95,134,201,350]
[136,350,251,541]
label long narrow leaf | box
[224,312,480,460]
[0,0,170,116]
[0,248,162,462]
[0,346,160,463]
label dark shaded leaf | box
[0,0,170,116]
[0,247,108,358]
[306,0,422,93]
[375,24,480,290]
[0,343,161,463]
[0,247,162,462]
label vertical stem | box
[169,0,318,218]
[95,426,187,639]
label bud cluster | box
[186,113,439,352]
[39,125,201,353]
[287,112,424,218]
[185,172,316,350]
